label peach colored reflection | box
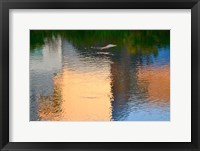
[61,69,112,121]
[38,75,63,121]
[39,68,112,121]
[137,65,170,102]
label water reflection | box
[30,30,170,121]
[30,36,62,120]
[137,66,170,102]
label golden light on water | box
[58,69,112,121]
[38,68,112,121]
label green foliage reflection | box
[30,30,169,56]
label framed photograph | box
[0,0,200,150]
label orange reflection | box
[60,69,112,121]
[38,75,63,121]
[38,68,112,121]
[137,65,170,102]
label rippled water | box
[30,31,170,121]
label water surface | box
[30,30,170,121]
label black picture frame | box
[0,0,200,151]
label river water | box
[30,30,170,121]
